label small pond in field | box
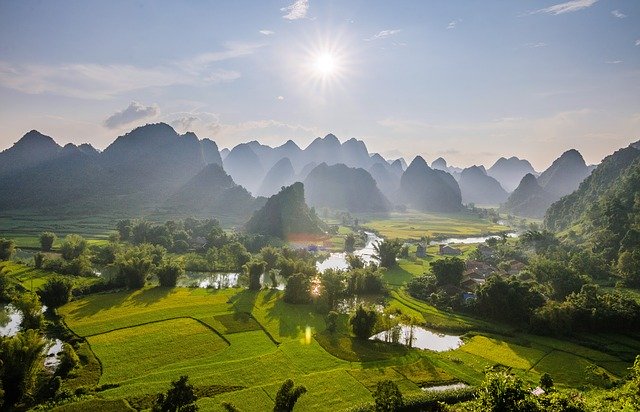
[369,324,463,352]
[422,383,469,392]
[335,296,386,314]
[0,304,22,337]
[316,232,382,272]
[178,272,240,289]
[178,271,287,290]
[1,304,64,369]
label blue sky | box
[0,0,639,169]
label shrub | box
[39,277,73,309]
[39,232,56,251]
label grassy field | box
[0,260,101,291]
[52,279,638,411]
[361,211,509,240]
[4,210,639,410]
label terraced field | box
[56,282,637,411]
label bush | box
[39,232,56,251]
[157,260,185,287]
[373,380,403,411]
[60,234,87,260]
[39,277,73,309]
[284,273,311,304]
[350,305,378,339]
[0,238,16,261]
[152,375,198,412]
[274,379,307,412]
[57,343,80,377]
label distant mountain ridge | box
[399,156,463,212]
[458,165,508,205]
[487,156,537,192]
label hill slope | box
[304,163,390,213]
[458,166,508,205]
[244,182,326,240]
[501,174,555,218]
[399,156,463,212]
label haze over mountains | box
[0,122,613,223]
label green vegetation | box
[364,211,508,240]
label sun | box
[313,53,337,76]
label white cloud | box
[103,101,158,129]
[532,0,598,15]
[611,10,626,18]
[605,60,622,64]
[524,42,547,48]
[281,0,309,20]
[260,30,274,35]
[365,29,401,41]
[447,20,461,29]
[277,95,285,100]
[0,43,258,100]
[171,116,199,132]
[636,39,640,46]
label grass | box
[362,211,509,241]
[51,398,135,412]
[0,261,101,291]
[88,318,229,384]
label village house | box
[439,244,461,256]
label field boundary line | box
[59,315,104,377]
[83,316,231,345]
[243,311,281,345]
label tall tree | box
[0,238,15,261]
[373,239,402,268]
[430,257,465,286]
[152,375,198,412]
[350,305,378,339]
[373,380,403,412]
[0,329,47,409]
[39,277,73,310]
[274,379,307,412]
[60,234,87,260]
[245,260,266,291]
[39,232,56,251]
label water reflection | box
[316,232,382,272]
[370,324,463,352]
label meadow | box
[4,211,639,411]
[53,278,637,411]
[360,211,509,240]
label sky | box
[0,0,639,170]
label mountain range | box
[0,122,608,223]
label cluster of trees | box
[406,257,466,308]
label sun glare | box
[314,53,336,76]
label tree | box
[60,234,87,260]
[373,380,403,412]
[284,273,311,304]
[39,232,56,251]
[539,373,554,392]
[430,257,465,286]
[260,246,281,272]
[274,379,307,412]
[33,252,45,269]
[245,260,266,291]
[344,233,356,253]
[152,375,198,412]
[0,329,47,409]
[347,254,365,269]
[373,239,402,268]
[157,260,185,287]
[39,277,73,310]
[326,311,339,334]
[617,250,640,288]
[0,238,15,261]
[530,258,585,300]
[320,269,345,310]
[116,219,132,241]
[115,246,154,289]
[474,276,544,324]
[57,342,80,377]
[350,305,378,339]
[477,371,538,412]
[14,292,43,330]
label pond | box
[370,324,463,352]
[316,232,382,272]
[0,303,22,337]
[178,272,240,289]
[335,296,386,314]
[177,271,287,290]
[422,383,469,392]
[1,304,64,370]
